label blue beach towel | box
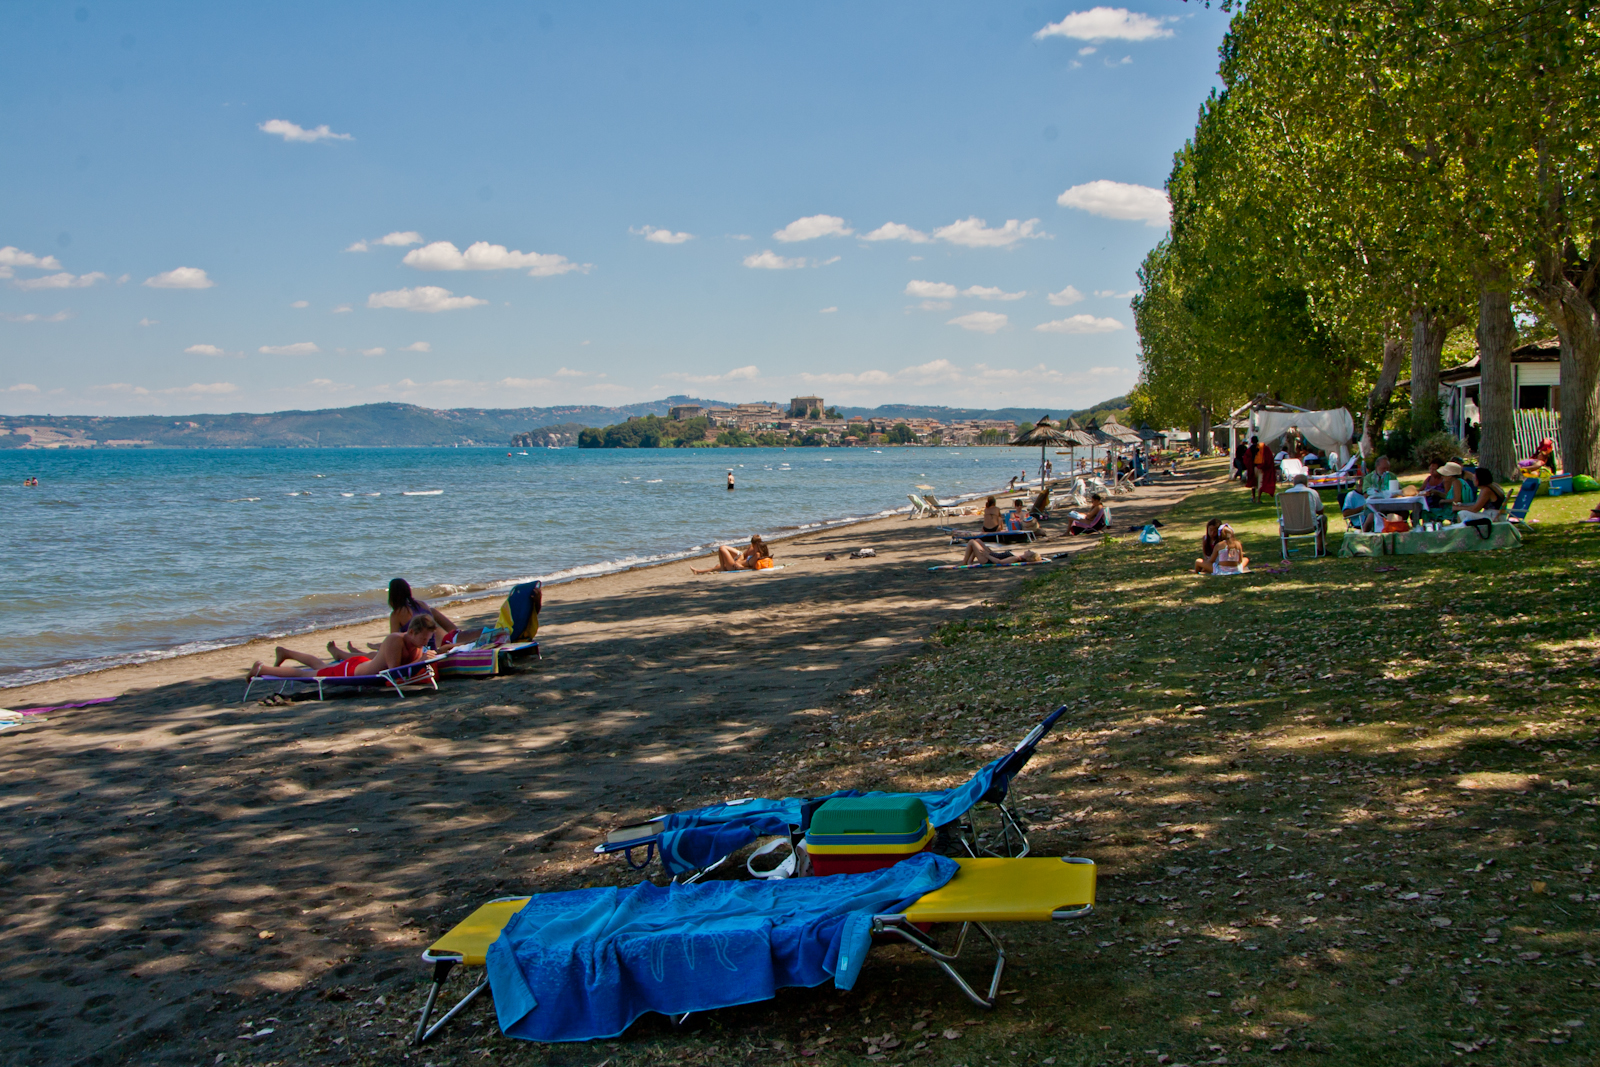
[655,763,1002,876]
[485,852,958,1042]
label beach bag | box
[1139,524,1162,544]
[755,557,775,569]
[1575,475,1600,493]
[1465,517,1493,540]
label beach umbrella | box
[1009,414,1075,485]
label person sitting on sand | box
[249,615,442,681]
[387,578,457,636]
[1067,494,1107,535]
[981,496,1003,532]
[960,540,1042,566]
[692,534,771,573]
[1193,518,1223,574]
[1210,523,1248,575]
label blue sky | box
[0,3,1229,416]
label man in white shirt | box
[1284,472,1327,552]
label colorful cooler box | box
[804,795,935,876]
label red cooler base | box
[809,849,930,877]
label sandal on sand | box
[257,694,293,707]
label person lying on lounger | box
[691,534,771,574]
[960,540,1043,566]
[248,615,442,681]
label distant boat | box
[516,451,529,455]
[402,490,444,496]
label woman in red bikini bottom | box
[246,614,442,682]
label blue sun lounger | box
[595,706,1067,880]
[412,852,1096,1044]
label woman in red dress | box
[1255,439,1277,503]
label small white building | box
[1441,336,1560,442]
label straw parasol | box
[1010,414,1077,485]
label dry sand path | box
[0,466,1214,1067]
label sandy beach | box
[0,468,1211,1066]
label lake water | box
[0,445,1047,688]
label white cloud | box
[377,231,424,247]
[168,381,238,395]
[345,240,369,253]
[1079,46,1098,55]
[1094,288,1138,299]
[290,300,309,308]
[1057,180,1171,227]
[116,273,130,284]
[1034,314,1125,334]
[258,118,353,143]
[144,267,215,289]
[962,285,1026,301]
[743,249,807,270]
[919,300,953,311]
[631,225,694,244]
[862,222,931,244]
[368,286,489,313]
[332,304,353,313]
[259,342,321,355]
[0,247,63,278]
[14,271,106,290]
[360,347,386,356]
[1,311,70,323]
[905,280,959,300]
[1049,285,1086,306]
[138,317,159,326]
[401,341,432,352]
[185,344,233,356]
[662,365,761,384]
[1117,55,1133,65]
[402,240,586,276]
[948,311,1009,334]
[819,306,838,314]
[773,215,852,242]
[1034,7,1176,41]
[933,217,1046,248]
[7,383,40,392]
[555,367,586,377]
[497,376,555,389]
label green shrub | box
[1412,430,1469,468]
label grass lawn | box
[350,459,1599,1067]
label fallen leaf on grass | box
[942,1029,962,1040]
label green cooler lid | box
[809,795,929,836]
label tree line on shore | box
[1130,0,1600,476]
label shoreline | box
[1,474,1048,694]
[0,476,1044,706]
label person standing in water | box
[726,470,735,489]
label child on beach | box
[1208,523,1249,575]
[248,615,442,681]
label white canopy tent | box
[1225,397,1356,464]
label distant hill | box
[0,393,1132,449]
[833,396,1132,425]
[0,397,733,449]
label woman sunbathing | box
[960,540,1042,566]
[249,615,442,681]
[1067,495,1107,535]
[981,497,1003,532]
[692,534,771,573]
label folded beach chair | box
[411,853,1096,1044]
[907,494,936,518]
[595,706,1066,881]
[922,494,965,518]
[1279,456,1307,482]
[944,528,1036,546]
[241,653,447,703]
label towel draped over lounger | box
[485,853,958,1042]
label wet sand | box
[0,467,1212,1066]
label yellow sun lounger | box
[411,855,1095,1045]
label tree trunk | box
[1475,276,1517,478]
[1360,335,1407,457]
[1410,306,1449,435]
[1197,402,1213,455]
[1529,271,1600,477]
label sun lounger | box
[908,494,937,518]
[1507,476,1540,523]
[928,555,1063,571]
[596,706,1067,880]
[922,494,965,518]
[411,853,1095,1044]
[241,654,447,703]
[943,528,1036,545]
[437,641,540,677]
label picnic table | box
[1338,521,1521,557]
[1365,495,1428,528]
